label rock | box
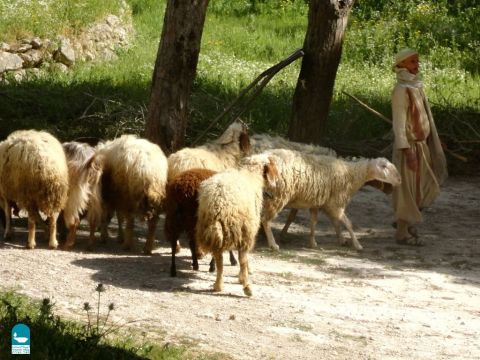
[51,62,68,73]
[54,38,75,66]
[10,43,33,53]
[12,69,26,82]
[19,49,43,68]
[0,42,10,51]
[0,51,23,73]
[30,37,43,49]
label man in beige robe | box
[391,48,448,245]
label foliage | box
[0,285,194,359]
[0,0,125,42]
[0,0,478,173]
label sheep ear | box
[369,158,401,187]
[263,159,279,187]
[239,132,251,155]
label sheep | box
[195,153,279,296]
[279,179,394,240]
[167,120,250,181]
[0,130,69,249]
[259,149,401,251]
[60,141,103,250]
[165,168,238,277]
[251,133,336,157]
[97,135,168,254]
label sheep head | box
[241,153,279,188]
[215,120,251,155]
[367,158,401,187]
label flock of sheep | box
[0,122,401,296]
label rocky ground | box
[1,176,479,359]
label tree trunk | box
[145,0,209,155]
[288,0,354,144]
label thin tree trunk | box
[288,0,354,144]
[145,0,209,154]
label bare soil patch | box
[1,176,479,359]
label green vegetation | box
[0,0,124,42]
[0,286,193,359]
[0,0,478,172]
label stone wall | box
[0,2,133,83]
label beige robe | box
[391,69,448,224]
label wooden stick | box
[342,90,468,162]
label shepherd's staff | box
[342,90,468,162]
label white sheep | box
[260,149,401,251]
[97,135,168,254]
[0,130,69,249]
[61,141,103,250]
[167,120,250,180]
[195,153,279,296]
[251,133,336,157]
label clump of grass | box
[0,284,188,359]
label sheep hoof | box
[4,232,13,241]
[61,243,74,251]
[143,247,153,255]
[25,243,35,250]
[243,286,253,297]
[269,243,280,251]
[192,263,199,271]
[308,241,318,249]
[48,243,58,250]
[213,282,223,292]
[175,243,181,254]
[354,244,364,251]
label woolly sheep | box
[167,120,250,181]
[97,135,168,254]
[279,179,394,239]
[60,141,103,250]
[195,153,279,296]
[260,149,401,251]
[0,130,69,249]
[164,168,237,277]
[251,133,336,157]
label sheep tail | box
[197,220,224,254]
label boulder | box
[0,51,23,73]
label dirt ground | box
[1,176,479,360]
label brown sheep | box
[165,168,237,277]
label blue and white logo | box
[11,323,30,355]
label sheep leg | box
[2,200,13,241]
[121,214,135,251]
[308,208,318,248]
[26,213,36,249]
[100,210,111,243]
[143,215,158,255]
[209,256,216,272]
[117,212,125,244]
[62,218,80,250]
[47,213,59,250]
[229,250,238,266]
[261,219,280,251]
[280,208,298,236]
[213,251,224,292]
[341,213,363,251]
[238,249,252,297]
[87,217,97,251]
[187,228,199,271]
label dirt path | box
[1,176,479,359]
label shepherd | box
[391,48,448,245]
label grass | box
[0,286,223,359]
[0,0,478,173]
